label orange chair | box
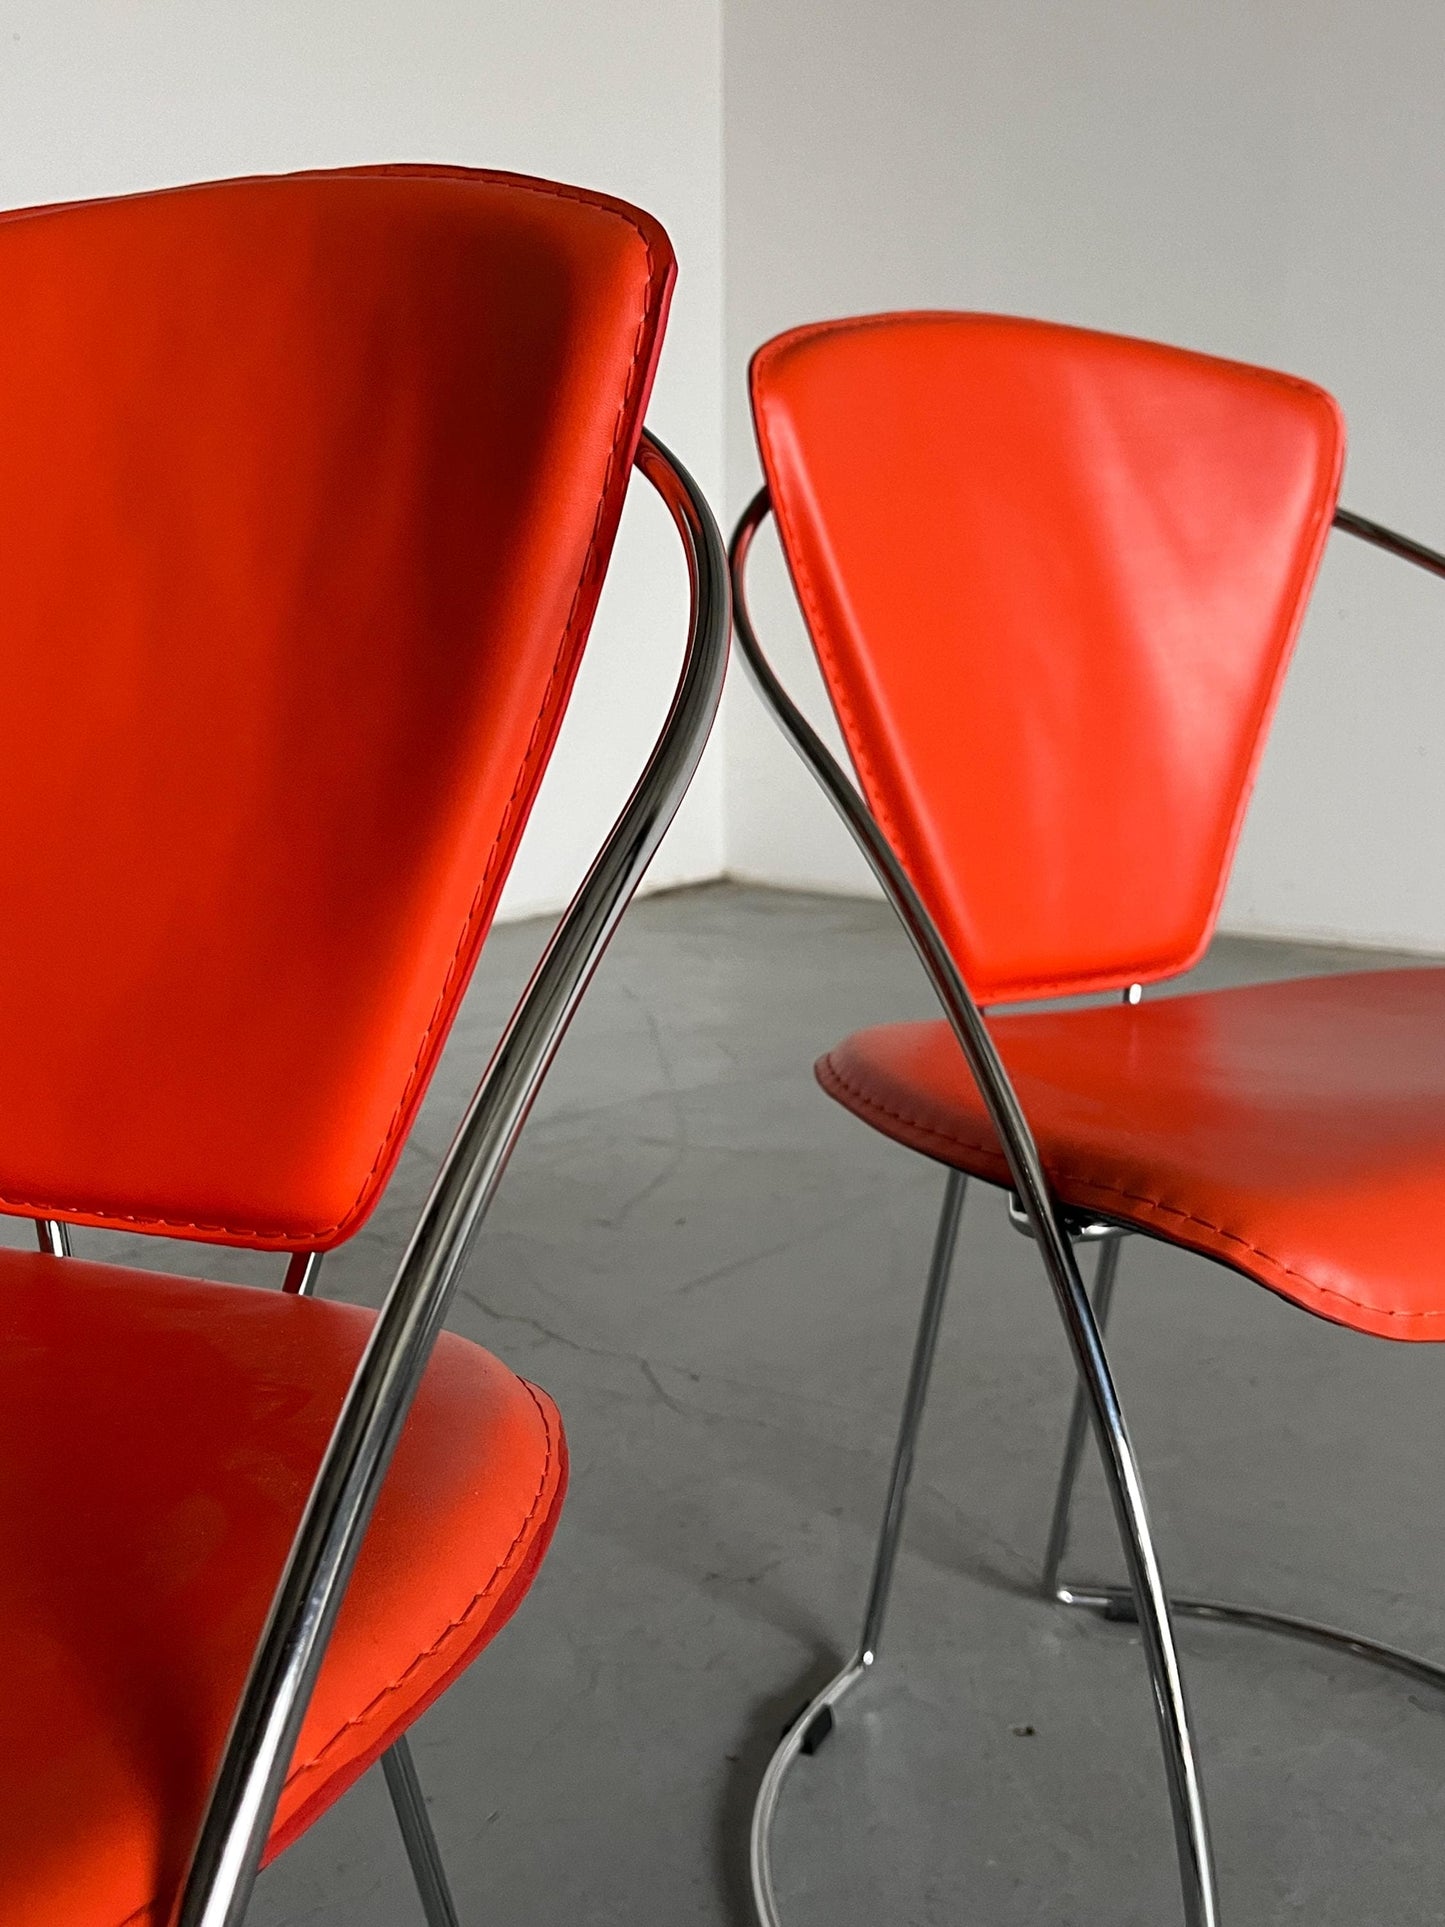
[730,311,1445,1926]
[0,167,727,1926]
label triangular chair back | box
[0,164,672,1249]
[750,313,1344,1002]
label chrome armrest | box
[728,488,1113,1417]
[730,484,1214,1911]
[180,431,729,1927]
[728,487,1068,1256]
[1334,507,1445,582]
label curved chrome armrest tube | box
[730,487,1217,1927]
[729,491,1068,1258]
[1334,507,1445,582]
[729,490,1132,1383]
[178,432,730,1927]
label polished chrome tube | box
[1334,507,1445,581]
[1058,1587,1445,1692]
[35,1219,71,1257]
[177,432,730,1927]
[749,1655,868,1927]
[281,1252,323,1296]
[1006,1193,1118,1242]
[1041,1233,1124,1598]
[731,488,1216,1927]
[382,1736,462,1927]
[859,1169,968,1663]
[750,1170,967,1927]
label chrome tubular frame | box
[174,431,729,1927]
[281,1251,324,1297]
[1044,1232,1445,1686]
[1332,507,1445,580]
[382,1734,462,1927]
[35,1218,71,1257]
[1041,1230,1126,1599]
[751,1166,970,1923]
[734,488,1445,1927]
[731,488,1216,1927]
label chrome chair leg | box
[859,1168,970,1666]
[35,1219,71,1257]
[381,1736,462,1927]
[1041,1232,1124,1599]
[751,1175,1218,1927]
[750,1169,968,1927]
[1049,1239,1217,1925]
[281,1251,323,1296]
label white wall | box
[723,0,1445,952]
[0,0,726,921]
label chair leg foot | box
[382,1735,462,1927]
[780,1697,836,1753]
[797,1705,834,1755]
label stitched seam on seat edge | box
[282,1376,559,1786]
[820,1052,1445,1327]
[111,1377,560,1927]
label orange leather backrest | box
[751,314,1344,1003]
[0,166,673,1249]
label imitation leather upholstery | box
[820,970,1445,1341]
[0,1248,566,1926]
[0,166,673,1249]
[751,314,1344,1002]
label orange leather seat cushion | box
[0,1250,565,1926]
[819,969,1445,1342]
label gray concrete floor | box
[36,883,1445,1924]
